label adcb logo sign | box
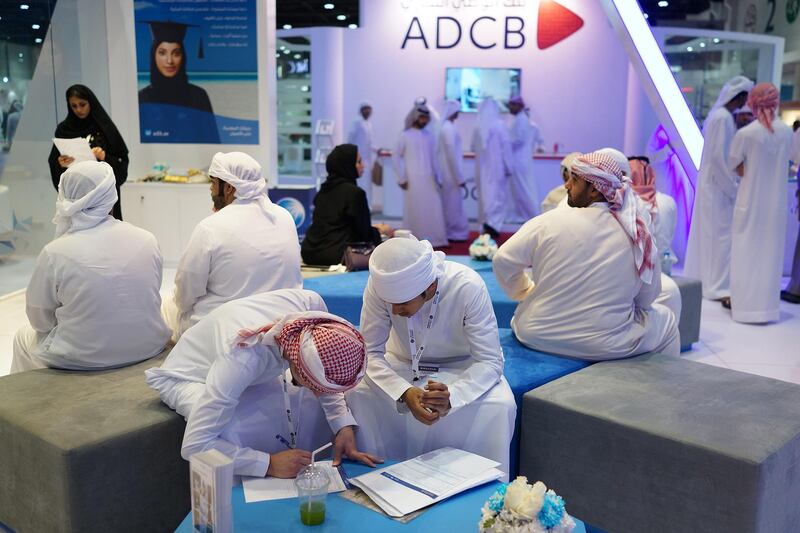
[401,0,584,50]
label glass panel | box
[659,34,773,125]
[0,1,56,173]
[276,36,311,177]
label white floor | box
[1,265,799,383]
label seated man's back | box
[171,152,303,337]
[27,217,170,369]
[494,151,678,360]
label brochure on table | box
[350,447,503,518]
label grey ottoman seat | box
[520,354,800,533]
[672,275,702,351]
[0,348,188,533]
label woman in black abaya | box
[301,144,394,266]
[47,84,129,220]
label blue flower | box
[537,492,565,529]
[487,483,508,512]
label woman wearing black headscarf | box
[301,144,394,266]
[47,85,129,219]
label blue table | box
[303,256,515,328]
[175,461,587,532]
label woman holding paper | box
[48,85,129,220]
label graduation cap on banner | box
[140,20,204,59]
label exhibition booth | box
[2,1,800,532]
[0,0,795,269]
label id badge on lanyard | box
[279,364,298,449]
[408,289,440,382]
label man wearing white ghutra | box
[347,237,516,478]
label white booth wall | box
[341,0,630,157]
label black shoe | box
[720,297,731,310]
[780,290,800,304]
[482,223,500,239]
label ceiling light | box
[283,49,290,54]
[348,23,357,29]
[20,4,29,9]
[713,38,720,43]
[643,13,649,19]
[32,24,40,29]
[2,77,8,83]
[18,53,23,58]
[324,3,334,9]
[293,54,301,59]
[686,46,693,52]
[657,0,668,7]
[336,14,346,21]
[283,24,292,29]
[699,42,706,47]
[35,38,42,43]
[275,53,280,58]
[301,86,309,92]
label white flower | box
[469,234,498,260]
[503,477,546,520]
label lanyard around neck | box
[407,288,440,382]
[280,363,298,449]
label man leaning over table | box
[346,237,516,478]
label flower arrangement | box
[479,477,575,533]
[469,234,499,261]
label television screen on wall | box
[445,67,521,113]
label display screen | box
[445,68,521,113]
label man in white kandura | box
[507,96,544,220]
[599,148,681,323]
[146,289,382,478]
[12,161,170,373]
[346,237,516,476]
[394,103,448,246]
[684,76,753,300]
[494,151,679,360]
[164,152,302,340]
[437,100,469,242]
[347,101,377,206]
[727,83,793,323]
[472,97,514,239]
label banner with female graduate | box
[134,0,259,144]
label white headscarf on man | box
[52,161,117,238]
[705,76,754,127]
[208,151,272,214]
[368,237,446,304]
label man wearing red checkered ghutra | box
[493,150,679,360]
[146,288,382,479]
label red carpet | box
[434,231,514,255]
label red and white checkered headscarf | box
[747,83,779,133]
[235,311,366,395]
[571,151,657,284]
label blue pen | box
[275,434,292,449]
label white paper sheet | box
[241,461,347,503]
[349,447,503,517]
[53,137,96,166]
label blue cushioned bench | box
[304,257,701,354]
[499,329,590,476]
[302,256,514,327]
